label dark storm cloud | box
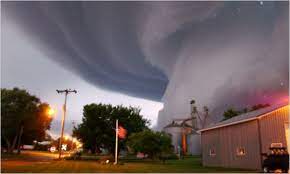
[1,1,224,100]
[2,1,289,127]
[2,1,171,100]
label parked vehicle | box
[261,147,289,173]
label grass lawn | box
[1,153,257,173]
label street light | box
[64,135,69,140]
[47,108,56,117]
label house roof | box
[198,101,289,132]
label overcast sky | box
[1,1,289,135]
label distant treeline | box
[223,103,270,121]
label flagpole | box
[114,119,118,165]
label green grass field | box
[1,152,257,173]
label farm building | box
[163,101,211,155]
[163,118,201,155]
[198,102,289,170]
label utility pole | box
[114,119,119,165]
[56,89,77,159]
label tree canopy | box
[1,88,53,153]
[223,108,240,120]
[73,103,149,154]
[127,130,173,159]
[223,103,270,120]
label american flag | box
[117,125,127,139]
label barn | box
[199,102,289,170]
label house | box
[163,118,201,155]
[198,102,289,170]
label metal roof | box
[198,102,289,132]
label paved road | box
[21,150,59,161]
[2,150,71,162]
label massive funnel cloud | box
[2,1,289,128]
[157,2,289,128]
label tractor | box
[261,147,289,173]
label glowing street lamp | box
[46,107,56,118]
[77,142,83,148]
[64,135,69,140]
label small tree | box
[251,103,270,111]
[223,108,240,120]
[73,103,149,154]
[127,130,173,160]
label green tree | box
[251,103,270,111]
[1,88,52,153]
[73,103,149,154]
[20,103,53,145]
[223,107,239,120]
[127,130,173,160]
[223,103,270,121]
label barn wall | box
[201,120,261,169]
[259,106,289,153]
